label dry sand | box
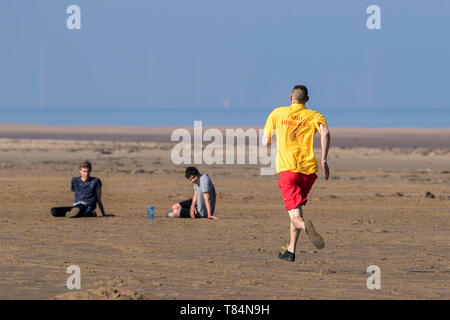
[0,125,449,300]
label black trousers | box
[178,199,202,218]
[50,204,95,217]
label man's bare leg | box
[288,221,300,253]
[288,206,304,253]
[279,206,304,261]
[167,203,181,218]
[288,206,325,250]
[289,207,305,229]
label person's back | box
[266,104,326,174]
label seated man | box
[50,160,108,218]
[167,167,218,220]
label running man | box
[167,167,218,220]
[50,160,109,218]
[262,85,330,262]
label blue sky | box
[0,1,449,127]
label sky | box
[0,0,449,127]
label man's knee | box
[172,208,181,217]
[288,207,303,221]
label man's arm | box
[190,190,198,218]
[96,188,107,216]
[319,123,330,180]
[203,192,218,220]
[262,133,271,146]
[262,111,275,146]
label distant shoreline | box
[0,124,449,148]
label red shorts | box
[278,171,317,210]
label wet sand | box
[0,125,449,299]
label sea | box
[1,107,449,128]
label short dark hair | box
[292,85,308,103]
[79,160,92,170]
[185,167,200,179]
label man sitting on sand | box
[50,160,108,218]
[167,167,218,220]
[263,85,330,262]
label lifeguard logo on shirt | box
[281,119,310,127]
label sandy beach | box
[0,124,449,300]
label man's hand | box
[208,215,218,220]
[262,133,270,146]
[190,206,197,218]
[319,124,330,181]
[321,159,330,181]
[96,188,107,217]
[102,213,115,217]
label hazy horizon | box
[1,106,449,128]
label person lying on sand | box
[262,85,330,262]
[50,160,111,218]
[166,167,218,220]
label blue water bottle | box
[147,206,154,221]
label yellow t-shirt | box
[264,103,327,174]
